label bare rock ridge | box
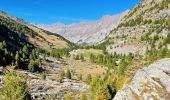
[37,11,128,45]
[113,59,170,100]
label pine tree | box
[0,68,30,100]
[80,54,84,61]
[0,42,4,49]
[65,92,75,100]
[22,45,28,55]
[2,41,7,48]
[66,69,72,79]
[4,48,8,55]
[28,60,35,72]
[159,47,168,58]
[90,54,95,63]
[86,74,92,84]
[41,72,46,80]
[118,58,127,76]
[15,51,20,67]
[57,72,63,83]
[95,87,111,100]
[79,91,87,100]
[74,55,79,60]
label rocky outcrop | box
[37,11,128,45]
[113,59,170,100]
[17,57,89,100]
[29,78,89,100]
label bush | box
[66,69,72,79]
[28,60,35,72]
[28,59,41,72]
[41,72,46,80]
[0,68,30,100]
[65,92,75,100]
[51,48,70,59]
[95,87,111,100]
[79,91,87,100]
[86,74,92,84]
[57,72,63,83]
[166,33,170,44]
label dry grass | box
[27,25,68,50]
[62,58,107,80]
[79,49,103,59]
[81,49,103,55]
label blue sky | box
[0,0,141,24]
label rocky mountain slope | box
[38,11,128,45]
[19,57,89,100]
[106,0,170,55]
[103,0,170,83]
[103,0,170,99]
[113,59,170,100]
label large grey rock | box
[113,59,170,100]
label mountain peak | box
[38,11,128,45]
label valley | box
[0,0,170,100]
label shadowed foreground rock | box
[113,59,170,100]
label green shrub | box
[79,91,87,100]
[0,68,30,100]
[28,60,35,72]
[41,72,46,80]
[57,72,63,83]
[66,69,72,79]
[65,92,75,100]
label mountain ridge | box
[38,11,129,45]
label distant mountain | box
[38,11,128,45]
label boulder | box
[113,59,170,100]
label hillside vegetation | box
[0,0,170,100]
[0,11,77,72]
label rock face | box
[113,59,170,100]
[37,11,128,45]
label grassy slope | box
[0,11,75,51]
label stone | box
[113,59,170,100]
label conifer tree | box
[65,92,75,100]
[15,51,20,67]
[0,68,30,100]
[28,60,35,72]
[66,69,72,79]
[79,91,87,100]
[86,74,92,84]
[95,87,111,100]
[57,72,63,83]
[22,45,28,55]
